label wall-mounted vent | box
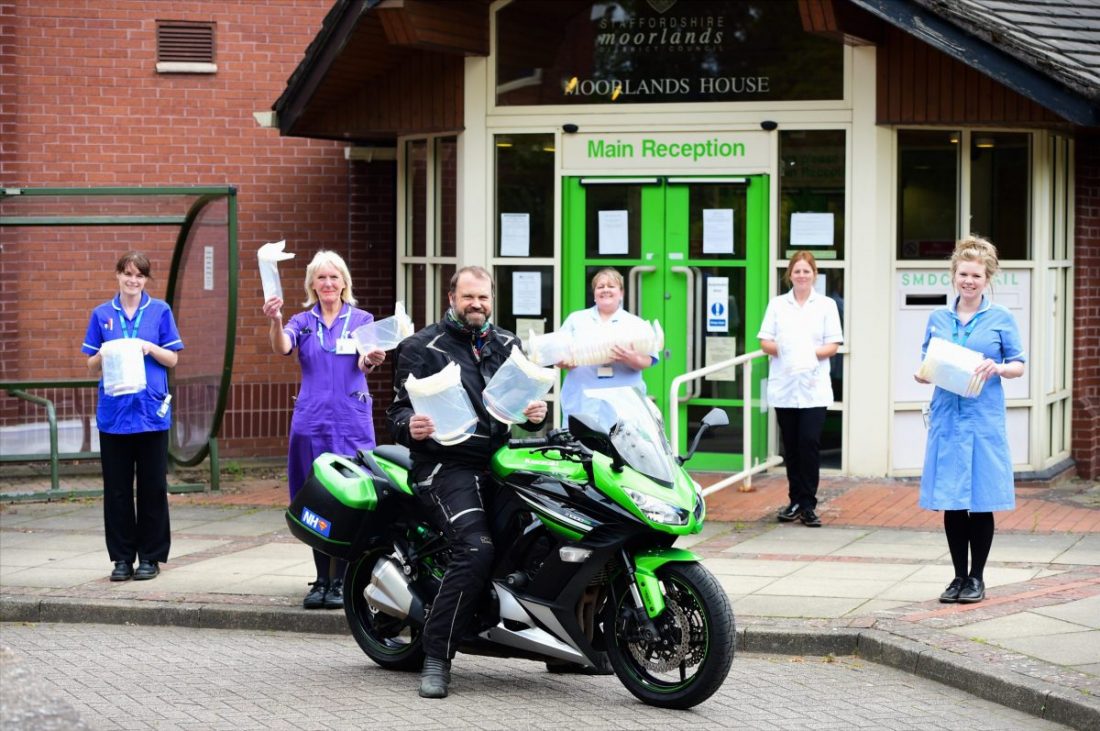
[156,20,216,74]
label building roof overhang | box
[273,0,490,142]
[273,0,1100,141]
[848,0,1100,127]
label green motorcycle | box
[286,386,734,709]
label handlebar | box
[509,436,552,448]
[508,429,592,459]
[509,428,572,449]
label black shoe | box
[957,577,985,603]
[939,577,965,603]
[323,579,344,609]
[110,561,133,581]
[800,509,822,527]
[303,579,329,610]
[419,656,451,699]
[777,503,802,522]
[133,560,159,580]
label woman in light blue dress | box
[914,237,1026,605]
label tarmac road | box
[0,622,1070,731]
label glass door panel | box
[563,175,768,471]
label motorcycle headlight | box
[624,488,689,526]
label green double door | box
[562,175,769,471]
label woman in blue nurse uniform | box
[557,268,657,423]
[263,250,385,609]
[83,252,183,582]
[915,236,1026,604]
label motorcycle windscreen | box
[579,387,676,485]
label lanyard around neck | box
[118,307,144,339]
[315,309,351,352]
[952,310,984,346]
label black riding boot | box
[419,656,451,699]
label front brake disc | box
[628,600,691,673]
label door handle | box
[627,265,656,314]
[670,266,700,402]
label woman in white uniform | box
[757,251,843,527]
[557,268,657,424]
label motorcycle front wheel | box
[344,550,425,672]
[605,561,734,709]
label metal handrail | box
[668,349,784,496]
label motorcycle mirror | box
[701,407,729,429]
[682,407,729,464]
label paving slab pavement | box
[1,473,1098,729]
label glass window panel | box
[584,184,643,259]
[495,0,843,106]
[437,263,456,323]
[405,264,427,331]
[436,137,457,257]
[495,134,555,258]
[821,410,842,470]
[406,140,427,257]
[780,129,846,259]
[687,184,748,259]
[969,132,1029,259]
[687,404,744,455]
[691,267,747,401]
[493,265,554,339]
[897,130,959,260]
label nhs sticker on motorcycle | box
[300,507,332,537]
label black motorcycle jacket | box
[387,312,541,467]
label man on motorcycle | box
[388,266,548,699]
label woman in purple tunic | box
[263,250,385,609]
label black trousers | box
[99,430,171,564]
[411,462,495,661]
[775,407,827,512]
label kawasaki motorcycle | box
[286,386,734,709]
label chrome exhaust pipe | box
[365,556,425,624]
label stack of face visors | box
[917,337,987,398]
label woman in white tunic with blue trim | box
[914,236,1026,605]
[558,268,658,423]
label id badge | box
[597,366,614,379]
[336,338,357,355]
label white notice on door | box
[598,210,629,255]
[790,212,834,247]
[512,272,542,315]
[702,209,734,254]
[706,277,729,333]
[500,213,530,257]
[705,337,738,382]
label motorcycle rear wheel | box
[605,561,734,709]
[344,550,425,672]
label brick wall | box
[0,1,397,460]
[1073,133,1100,480]
[221,158,398,454]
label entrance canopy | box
[0,186,239,469]
[273,0,488,141]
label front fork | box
[619,546,701,632]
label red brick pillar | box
[346,157,397,441]
[1073,133,1100,480]
[0,1,16,383]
